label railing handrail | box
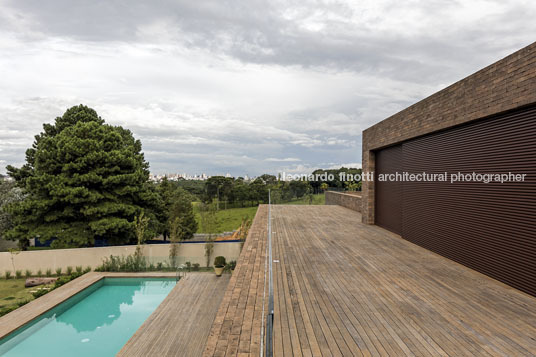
[260,191,274,357]
[266,190,274,357]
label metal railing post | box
[265,189,274,357]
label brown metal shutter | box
[375,104,536,297]
[375,144,402,235]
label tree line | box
[0,105,360,250]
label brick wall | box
[325,191,362,212]
[362,41,536,224]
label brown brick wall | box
[362,41,536,224]
[325,191,362,212]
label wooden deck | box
[119,272,230,357]
[204,205,269,356]
[0,272,176,340]
[207,204,536,356]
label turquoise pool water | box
[0,277,176,357]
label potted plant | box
[214,256,226,277]
[228,260,236,271]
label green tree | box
[167,190,197,269]
[250,178,268,204]
[0,180,25,249]
[157,177,175,241]
[168,188,197,241]
[345,181,359,191]
[133,212,149,270]
[5,105,163,248]
[168,217,182,269]
[204,176,235,207]
[199,202,219,234]
[289,180,310,198]
[232,181,250,207]
[259,174,277,185]
[204,236,214,268]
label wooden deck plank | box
[203,205,269,357]
[118,272,230,357]
[269,205,536,356]
[205,204,536,356]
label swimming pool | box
[0,277,176,356]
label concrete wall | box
[0,242,242,273]
[362,41,536,224]
[325,191,362,212]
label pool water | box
[0,278,176,357]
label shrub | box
[55,267,62,276]
[25,270,32,278]
[0,306,19,317]
[32,288,49,298]
[15,270,22,279]
[95,254,147,272]
[17,299,31,308]
[214,256,226,268]
[126,254,146,272]
[83,266,91,273]
[75,266,83,274]
[55,276,71,288]
[70,272,82,280]
[169,242,179,269]
[37,269,42,277]
[66,266,73,275]
[28,268,90,303]
[45,269,52,277]
[148,263,155,271]
[96,255,120,272]
[224,261,237,273]
[185,261,192,272]
[4,271,11,279]
[156,262,163,270]
[55,270,85,289]
[192,263,200,271]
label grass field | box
[193,194,325,233]
[195,206,259,234]
[0,278,36,316]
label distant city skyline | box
[149,172,244,182]
[148,162,363,180]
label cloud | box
[0,0,535,176]
[265,158,301,162]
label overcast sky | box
[1,0,535,177]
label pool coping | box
[0,272,176,340]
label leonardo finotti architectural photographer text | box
[281,172,528,184]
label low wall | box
[325,191,362,212]
[0,242,242,274]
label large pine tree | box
[6,105,163,248]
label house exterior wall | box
[362,41,536,224]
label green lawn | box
[193,194,325,234]
[0,278,37,316]
[195,206,259,234]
